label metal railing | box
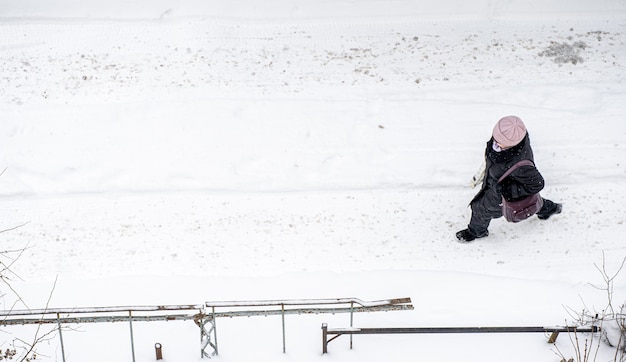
[0,304,203,362]
[321,323,601,353]
[0,297,414,360]
[199,297,414,357]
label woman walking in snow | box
[456,116,562,242]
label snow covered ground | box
[1,0,626,361]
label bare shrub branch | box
[13,276,59,362]
[559,253,626,362]
[0,221,31,235]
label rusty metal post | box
[322,323,328,354]
[155,343,163,360]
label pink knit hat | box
[492,116,527,148]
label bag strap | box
[498,159,535,183]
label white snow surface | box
[1,0,626,361]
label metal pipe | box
[281,304,286,354]
[129,311,136,362]
[56,313,66,362]
[325,326,600,334]
[204,297,411,308]
[322,324,601,354]
[1,304,203,317]
[212,306,219,356]
[0,300,414,326]
[349,301,354,350]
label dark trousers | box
[469,187,558,236]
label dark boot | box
[456,228,489,243]
[537,200,562,220]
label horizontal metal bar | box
[1,298,412,319]
[205,297,411,308]
[209,304,413,318]
[321,324,601,353]
[1,304,414,326]
[0,313,200,326]
[0,304,203,317]
[325,326,600,335]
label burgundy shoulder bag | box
[498,159,544,223]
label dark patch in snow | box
[538,41,588,65]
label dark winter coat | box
[472,134,545,204]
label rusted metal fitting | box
[155,342,163,360]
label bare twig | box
[0,242,32,308]
[558,253,626,362]
[1,241,31,279]
[0,221,31,235]
[589,252,626,315]
[15,275,59,362]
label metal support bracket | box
[195,313,217,358]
